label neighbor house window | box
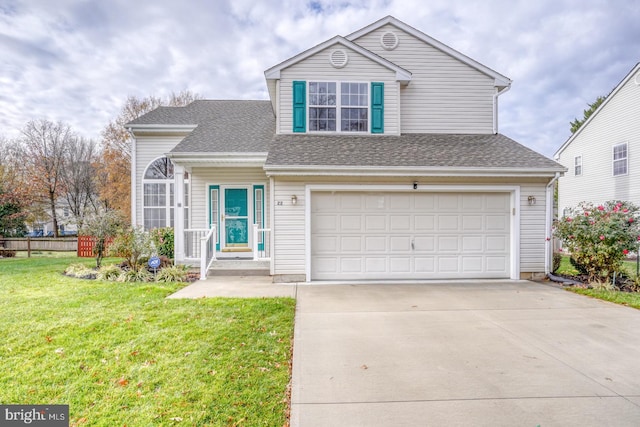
[613,143,628,176]
[574,155,582,176]
[142,157,190,230]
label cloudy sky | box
[1,0,638,158]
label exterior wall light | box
[291,195,298,205]
[528,195,536,205]
[413,181,418,190]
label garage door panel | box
[311,192,511,280]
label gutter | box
[544,172,562,274]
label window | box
[143,157,189,230]
[574,155,582,176]
[613,143,628,176]
[293,81,383,133]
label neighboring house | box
[128,16,565,282]
[26,199,79,237]
[555,62,640,217]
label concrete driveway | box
[290,280,640,426]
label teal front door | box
[223,188,249,251]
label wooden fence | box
[1,237,78,252]
[76,236,114,257]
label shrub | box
[569,256,588,275]
[79,210,125,268]
[151,227,174,259]
[117,269,151,283]
[155,264,188,283]
[96,264,122,281]
[552,252,562,273]
[0,249,17,257]
[109,227,154,273]
[65,263,96,279]
[554,200,640,281]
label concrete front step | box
[208,259,270,277]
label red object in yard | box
[77,235,114,257]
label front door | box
[222,188,250,251]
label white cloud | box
[0,0,639,158]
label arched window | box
[142,157,189,230]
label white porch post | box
[174,164,185,263]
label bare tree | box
[19,120,74,237]
[62,137,99,230]
[97,90,200,221]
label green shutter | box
[371,82,384,134]
[292,81,306,133]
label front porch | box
[179,225,271,280]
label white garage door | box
[311,192,511,280]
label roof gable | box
[347,16,511,91]
[554,62,640,159]
[264,35,411,83]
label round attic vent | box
[329,49,348,68]
[380,31,399,50]
[635,73,640,86]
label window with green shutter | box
[371,82,384,134]
[293,81,306,132]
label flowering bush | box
[554,201,640,281]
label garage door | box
[311,192,511,280]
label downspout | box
[128,128,136,227]
[545,172,561,274]
[493,85,511,134]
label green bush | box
[117,269,151,283]
[552,252,562,273]
[151,227,174,259]
[155,264,188,282]
[109,227,154,273]
[555,200,640,281]
[96,264,122,281]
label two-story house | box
[128,16,565,282]
[555,62,640,217]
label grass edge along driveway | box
[0,256,295,426]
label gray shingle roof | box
[129,100,275,153]
[265,133,564,170]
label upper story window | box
[308,81,368,132]
[293,80,384,134]
[574,155,582,176]
[613,143,628,176]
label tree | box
[80,209,125,268]
[97,90,200,221]
[0,137,29,236]
[570,95,606,134]
[62,137,99,230]
[19,120,75,237]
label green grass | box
[0,256,295,426]
[567,288,640,310]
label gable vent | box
[329,49,348,68]
[635,73,640,86]
[380,31,399,50]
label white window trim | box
[142,156,190,230]
[612,142,628,177]
[307,80,370,134]
[574,154,582,176]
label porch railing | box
[252,224,271,261]
[199,225,217,280]
[184,228,211,261]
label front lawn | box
[0,256,295,426]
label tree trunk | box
[49,191,59,238]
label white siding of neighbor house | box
[352,24,496,134]
[271,176,549,279]
[189,167,269,229]
[557,71,640,217]
[134,135,184,227]
[278,43,400,135]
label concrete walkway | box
[291,281,640,426]
[166,276,297,298]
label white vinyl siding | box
[279,44,399,135]
[189,167,269,230]
[352,23,495,134]
[134,136,184,227]
[556,70,640,216]
[519,183,547,273]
